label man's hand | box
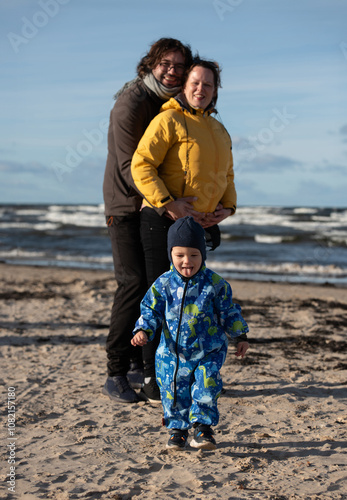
[131,331,148,346]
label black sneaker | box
[190,424,216,450]
[166,429,189,450]
[138,377,161,404]
[127,361,144,389]
[102,376,139,403]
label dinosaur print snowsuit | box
[133,264,249,430]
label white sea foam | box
[221,207,292,227]
[14,208,48,216]
[0,222,60,230]
[45,205,105,227]
[0,222,35,229]
[254,235,295,244]
[206,259,346,277]
[0,249,46,258]
[0,249,113,270]
[222,207,347,238]
[56,254,112,264]
[34,223,60,231]
[293,207,318,214]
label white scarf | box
[143,73,181,100]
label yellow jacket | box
[131,97,236,214]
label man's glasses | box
[158,62,185,74]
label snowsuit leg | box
[156,349,193,430]
[156,342,227,429]
[190,346,227,426]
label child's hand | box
[235,341,249,358]
[131,331,148,346]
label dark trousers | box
[106,213,148,376]
[140,207,175,377]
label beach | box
[1,262,346,499]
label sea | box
[1,204,347,287]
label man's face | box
[171,246,202,278]
[152,50,185,88]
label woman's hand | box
[165,197,205,223]
[201,206,232,228]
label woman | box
[131,58,237,401]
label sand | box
[0,263,346,499]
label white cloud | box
[236,153,301,173]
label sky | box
[1,0,347,207]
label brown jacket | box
[103,80,165,216]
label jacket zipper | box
[172,278,189,407]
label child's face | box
[171,246,202,278]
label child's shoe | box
[166,429,189,450]
[190,423,216,450]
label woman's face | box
[183,66,216,110]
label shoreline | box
[1,261,346,298]
[1,261,346,499]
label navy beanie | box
[167,216,206,262]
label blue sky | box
[1,0,347,207]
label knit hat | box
[167,216,206,262]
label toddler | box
[131,216,249,450]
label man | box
[102,38,193,404]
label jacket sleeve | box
[133,282,166,341]
[131,113,176,208]
[220,147,237,214]
[214,279,249,338]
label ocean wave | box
[293,207,318,214]
[1,204,346,285]
[45,205,105,227]
[0,222,61,231]
[221,207,292,227]
[55,254,112,264]
[207,259,346,277]
[254,235,296,244]
[0,249,46,258]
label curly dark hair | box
[137,38,193,77]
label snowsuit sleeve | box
[133,281,167,342]
[214,280,249,338]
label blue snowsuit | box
[133,264,249,430]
